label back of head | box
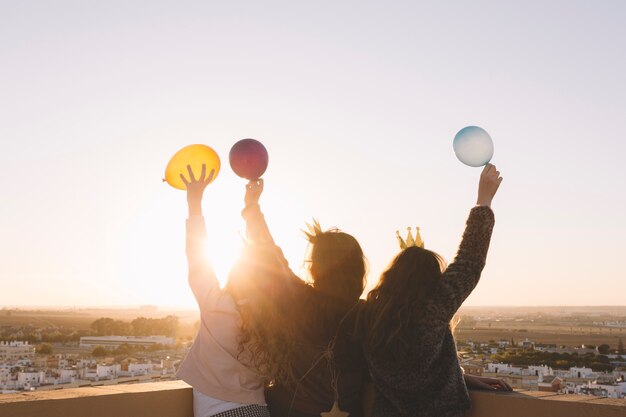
[308,229,367,305]
[366,246,446,355]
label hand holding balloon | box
[181,164,215,217]
[476,164,503,207]
[164,144,221,190]
[244,179,264,207]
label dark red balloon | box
[229,138,269,180]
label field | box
[0,308,200,339]
[455,326,626,347]
[456,306,626,347]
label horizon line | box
[3,304,626,310]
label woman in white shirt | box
[176,164,294,417]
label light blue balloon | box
[453,126,494,167]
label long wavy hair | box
[306,228,367,306]
[365,246,447,356]
[225,244,297,384]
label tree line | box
[89,316,179,337]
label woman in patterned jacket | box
[361,164,510,417]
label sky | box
[1,1,625,308]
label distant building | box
[498,340,511,349]
[17,371,45,389]
[586,379,626,399]
[487,363,523,375]
[82,364,121,381]
[79,335,174,349]
[538,375,563,392]
[527,365,553,377]
[568,367,595,379]
[517,338,535,349]
[0,341,35,361]
[119,358,155,376]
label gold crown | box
[396,227,424,250]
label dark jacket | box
[243,204,368,417]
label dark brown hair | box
[307,229,367,306]
[365,246,446,355]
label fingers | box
[483,164,503,183]
[186,165,196,182]
[491,379,512,391]
[183,164,215,186]
[478,380,497,390]
[246,179,264,190]
[205,168,215,185]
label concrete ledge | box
[1,380,626,417]
[466,389,626,417]
[0,380,193,417]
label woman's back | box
[363,163,503,417]
[266,287,368,417]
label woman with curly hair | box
[176,164,294,417]
[361,164,510,417]
[241,179,370,417]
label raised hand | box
[181,164,215,217]
[476,164,503,207]
[244,178,264,207]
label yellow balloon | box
[164,144,221,190]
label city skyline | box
[1,1,626,307]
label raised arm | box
[241,179,276,245]
[241,179,304,287]
[181,164,219,306]
[431,164,503,321]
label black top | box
[243,205,368,417]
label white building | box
[0,341,35,361]
[79,335,174,349]
[582,380,626,399]
[82,364,121,381]
[487,363,523,375]
[77,359,97,368]
[527,365,553,377]
[119,362,154,377]
[17,371,45,389]
[568,367,595,379]
[44,369,79,385]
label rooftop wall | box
[1,381,625,417]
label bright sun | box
[117,174,311,309]
[116,178,248,308]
